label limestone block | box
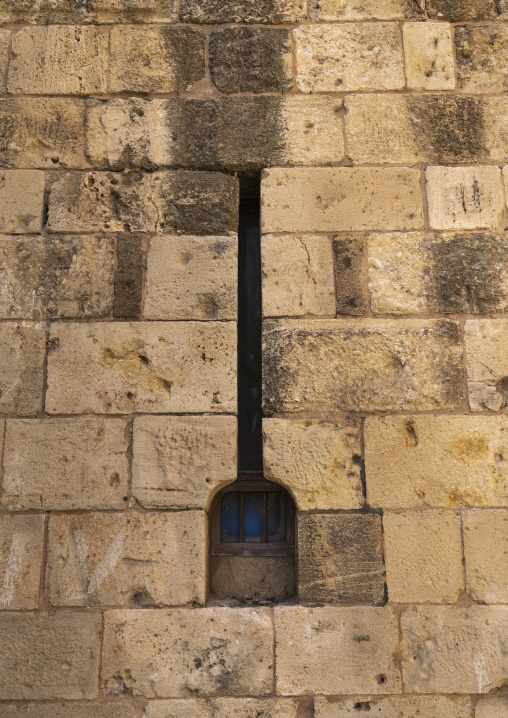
[263,319,463,414]
[476,697,508,718]
[262,419,363,510]
[0,515,44,610]
[102,608,274,697]
[48,171,238,236]
[0,323,45,415]
[0,0,178,23]
[463,510,508,603]
[46,322,236,414]
[0,235,114,319]
[426,0,504,20]
[368,231,508,315]
[0,99,85,169]
[261,235,335,318]
[401,606,508,693]
[0,704,138,718]
[132,416,237,509]
[8,27,107,95]
[144,698,306,718]
[456,26,508,94]
[144,236,237,321]
[2,417,129,510]
[315,696,471,718]
[466,320,508,411]
[333,236,368,315]
[403,22,454,90]
[113,234,146,319]
[0,612,101,699]
[261,168,424,234]
[426,166,505,230]
[209,556,296,601]
[47,511,205,607]
[0,31,10,93]
[110,27,205,93]
[294,24,405,92]
[298,514,385,603]
[85,96,345,171]
[384,510,463,603]
[0,170,44,234]
[209,28,292,94]
[365,415,508,508]
[274,606,401,695]
[180,0,306,23]
[309,0,423,18]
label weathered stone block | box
[48,171,239,235]
[102,608,274,697]
[46,322,236,414]
[47,511,205,607]
[261,235,335,317]
[85,96,345,171]
[476,697,508,718]
[384,510,463,603]
[0,612,101,699]
[132,415,236,509]
[463,509,508,603]
[0,30,9,93]
[209,28,292,94]
[365,415,508,508]
[180,0,306,23]
[368,231,508,315]
[0,99,85,169]
[0,704,138,718]
[0,170,44,234]
[263,419,363,510]
[401,606,508,693]
[113,234,146,320]
[0,323,46,415]
[465,320,508,411]
[298,514,385,603]
[0,0,178,23]
[426,0,503,20]
[426,166,505,230]
[2,417,129,510]
[110,26,205,93]
[333,236,368,315]
[144,235,237,320]
[0,515,44,610]
[294,24,405,92]
[403,22,454,90]
[144,698,307,718]
[0,235,114,319]
[209,556,296,602]
[274,606,401,695]
[263,319,463,414]
[315,696,471,718]
[456,25,508,94]
[8,27,107,95]
[309,0,424,19]
[261,168,424,233]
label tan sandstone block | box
[426,166,505,230]
[143,236,237,321]
[0,612,101,699]
[455,25,508,95]
[384,510,463,603]
[8,27,107,95]
[263,319,463,414]
[476,697,508,718]
[365,415,508,508]
[0,323,45,415]
[144,698,306,718]
[110,26,205,93]
[0,171,44,234]
[402,606,508,693]
[261,168,423,233]
[263,419,363,510]
[275,606,401,695]
[0,704,138,718]
[132,416,236,509]
[315,696,471,718]
[294,24,405,92]
[463,510,508,603]
[46,322,236,415]
[465,319,508,411]
[309,0,424,19]
[47,511,205,607]
[102,608,273,697]
[0,30,10,93]
[261,235,335,317]
[1,418,129,510]
[403,22,454,90]
[0,515,44,610]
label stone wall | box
[1,0,508,716]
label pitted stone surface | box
[144,698,307,718]
[309,0,424,19]
[0,0,178,23]
[180,0,306,23]
[456,25,508,94]
[315,696,471,718]
[466,320,508,411]
[403,23,454,90]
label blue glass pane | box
[244,492,263,543]
[221,493,240,543]
[267,492,286,543]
